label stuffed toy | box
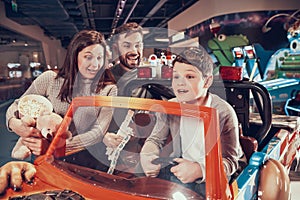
[11,111,66,160]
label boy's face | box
[116,32,143,71]
[172,62,209,103]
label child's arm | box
[140,141,161,177]
[170,158,203,183]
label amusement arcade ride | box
[2,59,300,199]
[2,11,300,200]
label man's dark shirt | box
[110,63,128,83]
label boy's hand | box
[170,158,202,184]
[141,154,161,177]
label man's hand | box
[170,158,202,184]
[103,132,123,148]
[0,161,36,195]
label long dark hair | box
[57,30,115,103]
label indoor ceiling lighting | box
[142,28,150,35]
[111,0,127,31]
[154,37,169,42]
[24,41,28,46]
[170,31,185,43]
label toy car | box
[2,77,300,200]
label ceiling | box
[1,0,198,49]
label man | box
[110,22,144,82]
[102,23,150,173]
[102,22,175,174]
[103,22,145,146]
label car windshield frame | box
[36,96,231,199]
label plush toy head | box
[36,112,63,140]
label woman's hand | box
[21,137,50,156]
[103,132,123,148]
[9,116,40,138]
[170,158,202,184]
[0,161,36,195]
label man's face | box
[172,62,208,103]
[116,32,143,71]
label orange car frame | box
[4,96,233,199]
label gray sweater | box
[6,70,117,152]
[141,93,245,179]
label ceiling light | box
[24,41,28,46]
[154,38,169,42]
[142,28,150,35]
[170,31,185,43]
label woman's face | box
[78,44,105,79]
[172,62,208,103]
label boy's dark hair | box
[172,46,214,77]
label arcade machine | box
[260,15,300,114]
[207,13,300,115]
[29,62,43,79]
[232,45,260,81]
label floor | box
[0,99,300,199]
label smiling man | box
[97,22,145,172]
[110,22,144,81]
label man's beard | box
[119,52,141,70]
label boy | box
[140,46,246,196]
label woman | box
[6,30,117,157]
